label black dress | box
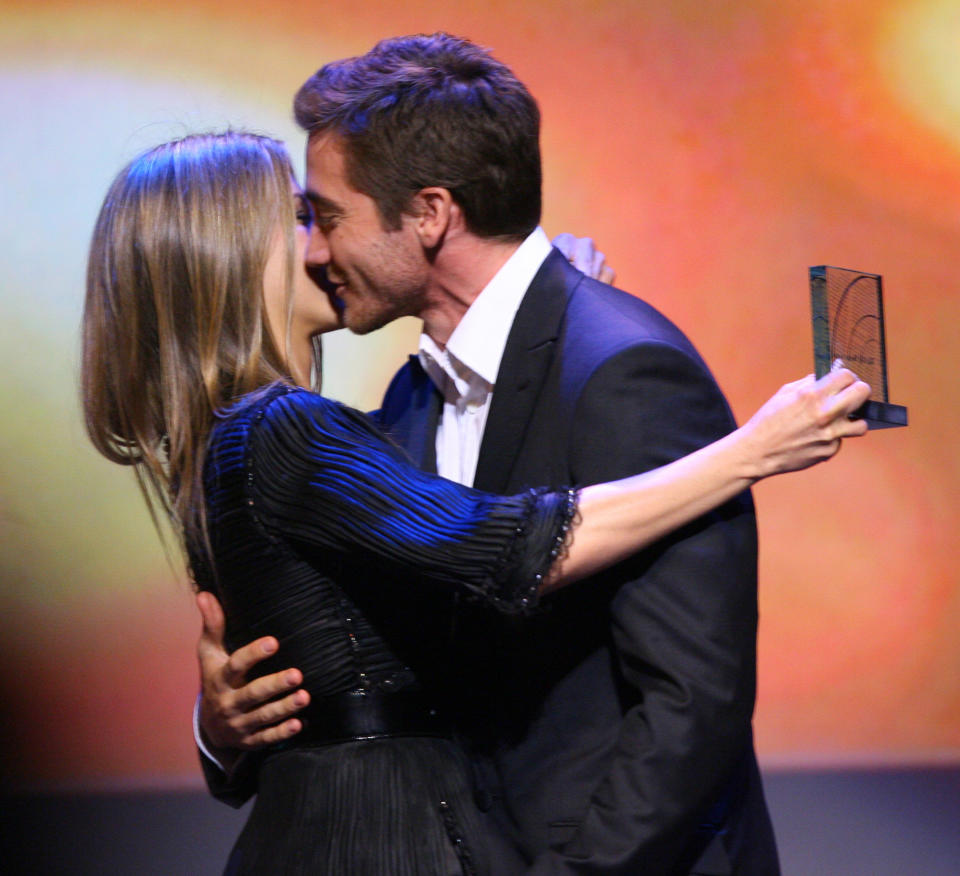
[193,384,577,876]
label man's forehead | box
[306,133,344,173]
[305,134,349,195]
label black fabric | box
[194,384,575,875]
[379,250,780,875]
[290,689,453,746]
[223,739,484,876]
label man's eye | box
[296,210,313,227]
[312,217,339,235]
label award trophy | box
[810,266,908,429]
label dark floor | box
[3,766,959,874]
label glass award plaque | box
[810,266,908,429]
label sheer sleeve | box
[244,387,578,613]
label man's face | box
[304,133,427,335]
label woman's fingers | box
[813,370,871,432]
[830,379,871,421]
[550,233,616,282]
[812,368,871,424]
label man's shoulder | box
[570,278,691,344]
[549,277,705,385]
[525,252,692,349]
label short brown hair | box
[294,33,541,241]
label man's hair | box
[294,33,541,241]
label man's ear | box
[411,187,457,248]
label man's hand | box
[196,591,309,756]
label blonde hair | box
[82,131,307,560]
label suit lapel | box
[385,355,441,474]
[473,250,574,493]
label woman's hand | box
[551,233,616,284]
[738,368,871,479]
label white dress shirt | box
[417,226,553,486]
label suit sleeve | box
[531,341,759,874]
[197,739,263,808]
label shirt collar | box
[418,227,553,391]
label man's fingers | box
[240,688,311,732]
[196,591,231,670]
[229,666,303,711]
[599,264,616,285]
[220,637,281,688]
[196,591,225,646]
[223,690,310,750]
[240,717,304,749]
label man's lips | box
[305,264,347,315]
[306,263,339,294]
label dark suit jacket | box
[378,250,780,875]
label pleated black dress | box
[193,384,577,876]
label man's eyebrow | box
[303,190,343,215]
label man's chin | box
[344,316,389,336]
[342,306,399,336]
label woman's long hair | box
[82,131,304,560]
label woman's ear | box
[410,187,457,248]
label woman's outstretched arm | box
[544,367,869,589]
[195,368,868,756]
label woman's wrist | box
[717,425,768,486]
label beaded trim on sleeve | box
[488,486,581,615]
[541,486,581,577]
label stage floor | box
[4,766,959,874]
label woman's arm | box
[250,369,867,607]
[545,368,869,589]
[196,368,867,756]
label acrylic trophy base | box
[853,400,908,429]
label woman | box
[82,132,868,875]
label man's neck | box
[418,235,522,347]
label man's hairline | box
[302,126,536,243]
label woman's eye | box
[296,211,313,227]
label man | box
[197,34,779,874]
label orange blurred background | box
[1,0,957,789]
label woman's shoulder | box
[219,382,384,451]
[217,382,335,424]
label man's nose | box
[305,224,330,266]
[304,226,338,291]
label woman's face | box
[263,184,341,373]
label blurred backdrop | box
[1,0,958,799]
